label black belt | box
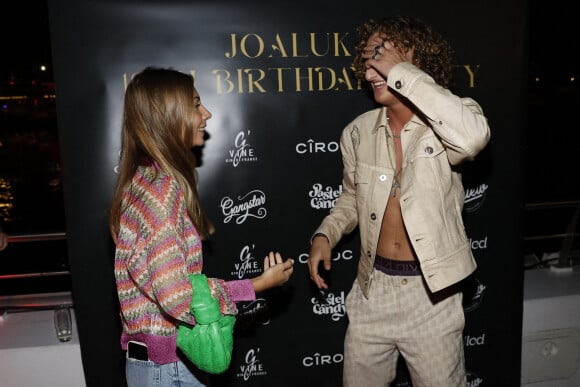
[374,255,422,276]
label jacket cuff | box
[311,232,329,244]
[387,61,432,96]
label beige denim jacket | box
[314,62,491,297]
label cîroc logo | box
[302,352,343,367]
[309,183,342,211]
[236,348,267,381]
[231,244,261,279]
[312,291,346,321]
[464,183,488,213]
[466,371,484,386]
[225,130,258,167]
[221,189,267,224]
[298,249,353,264]
[295,139,340,154]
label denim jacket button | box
[425,146,433,154]
[379,174,387,181]
[395,80,402,89]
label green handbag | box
[176,274,236,374]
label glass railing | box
[0,232,73,342]
[524,200,580,270]
[0,232,71,296]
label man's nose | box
[365,67,377,82]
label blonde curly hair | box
[352,16,454,88]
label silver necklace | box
[386,131,402,197]
[391,168,402,197]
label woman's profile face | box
[191,88,212,147]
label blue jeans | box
[126,357,209,387]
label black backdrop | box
[47,1,527,385]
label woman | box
[109,67,294,387]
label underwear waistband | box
[374,255,422,276]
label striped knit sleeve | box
[121,174,197,325]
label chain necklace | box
[386,129,402,197]
[391,167,402,197]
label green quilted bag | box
[176,274,236,374]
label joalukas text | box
[123,32,481,93]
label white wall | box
[0,292,86,387]
[521,267,580,386]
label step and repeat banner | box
[48,1,527,386]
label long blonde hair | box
[109,67,213,240]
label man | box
[307,16,490,386]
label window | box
[0,1,70,296]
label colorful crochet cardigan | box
[114,162,255,364]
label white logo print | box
[464,333,486,347]
[469,237,488,250]
[225,131,258,167]
[302,352,344,367]
[312,291,346,321]
[221,189,267,224]
[466,371,484,386]
[309,183,342,210]
[237,299,270,326]
[298,249,353,264]
[237,348,267,381]
[232,244,261,279]
[464,183,488,213]
[463,278,486,313]
[295,139,339,154]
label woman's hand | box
[251,251,294,293]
